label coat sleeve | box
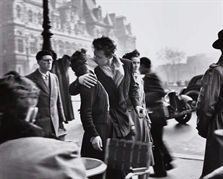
[69,79,81,95]
[80,86,99,137]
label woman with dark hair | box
[70,49,111,163]
[0,71,58,144]
[122,50,152,143]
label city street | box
[64,101,205,178]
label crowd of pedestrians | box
[1,30,223,179]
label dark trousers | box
[151,125,172,175]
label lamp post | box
[42,0,56,59]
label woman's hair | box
[70,49,88,77]
[0,71,40,119]
[122,49,140,60]
[92,36,117,57]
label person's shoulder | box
[208,63,223,74]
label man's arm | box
[69,73,97,95]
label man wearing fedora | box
[196,29,223,178]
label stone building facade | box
[0,0,136,76]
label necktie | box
[44,75,49,87]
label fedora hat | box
[213,30,223,49]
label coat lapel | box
[34,70,50,94]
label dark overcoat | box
[51,55,74,121]
[197,57,223,177]
[95,57,140,138]
[26,69,66,136]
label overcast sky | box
[97,0,223,66]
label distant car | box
[180,74,203,102]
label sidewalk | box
[64,114,203,179]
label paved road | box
[64,102,205,178]
[164,112,206,159]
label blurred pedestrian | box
[26,50,67,137]
[70,49,111,164]
[140,57,173,177]
[0,71,58,144]
[197,29,223,178]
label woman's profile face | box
[132,57,140,72]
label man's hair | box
[122,49,140,60]
[92,36,117,57]
[36,50,53,61]
[140,57,151,69]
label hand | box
[135,106,146,118]
[130,125,136,136]
[78,73,97,88]
[91,136,103,151]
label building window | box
[17,39,24,52]
[16,5,21,18]
[28,10,33,23]
[38,12,42,24]
[30,42,36,54]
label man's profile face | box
[93,49,110,66]
[38,55,53,72]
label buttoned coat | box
[26,69,66,136]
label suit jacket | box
[26,69,66,137]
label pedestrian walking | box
[140,57,174,177]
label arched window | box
[16,5,21,18]
[28,10,33,23]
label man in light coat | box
[26,50,66,137]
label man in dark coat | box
[26,50,66,137]
[197,29,223,178]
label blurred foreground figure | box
[0,137,87,179]
[0,71,58,144]
[197,29,223,178]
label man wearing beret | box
[26,50,66,137]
